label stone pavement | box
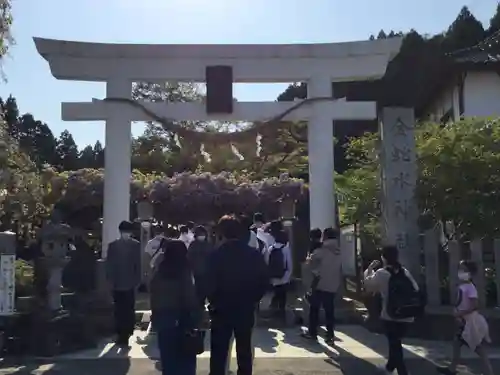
[1,325,499,374]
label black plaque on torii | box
[206,65,233,114]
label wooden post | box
[448,240,461,305]
[423,229,440,307]
[470,239,486,308]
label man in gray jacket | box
[302,227,342,344]
[105,220,142,347]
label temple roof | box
[448,30,500,64]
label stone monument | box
[0,231,16,353]
[379,107,419,278]
[0,231,16,316]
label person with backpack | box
[150,239,203,375]
[264,229,292,322]
[301,227,342,343]
[363,245,420,375]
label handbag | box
[180,328,206,355]
[179,272,206,355]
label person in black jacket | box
[187,225,214,308]
[309,228,323,255]
[205,215,269,375]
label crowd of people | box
[104,214,494,375]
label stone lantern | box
[39,213,73,312]
[137,200,154,222]
[279,196,296,273]
[279,196,296,224]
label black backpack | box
[386,267,423,319]
[268,244,286,279]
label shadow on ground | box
[1,358,498,375]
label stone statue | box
[39,208,73,312]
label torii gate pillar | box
[308,76,336,230]
[102,79,132,256]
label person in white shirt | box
[253,214,280,250]
[186,221,196,243]
[145,227,169,269]
[239,214,260,250]
[264,229,292,322]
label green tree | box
[56,130,80,171]
[0,95,20,138]
[18,114,59,168]
[442,6,485,52]
[92,141,104,168]
[0,119,46,228]
[1,96,60,169]
[487,3,500,36]
[0,0,13,61]
[131,82,204,174]
[79,145,96,169]
[339,118,500,240]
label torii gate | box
[34,37,402,257]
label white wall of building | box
[463,71,500,117]
[425,70,500,121]
[425,84,459,122]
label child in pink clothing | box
[437,260,493,375]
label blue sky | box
[0,0,498,147]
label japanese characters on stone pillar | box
[380,108,419,277]
[0,231,16,316]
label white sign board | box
[0,255,15,315]
[340,225,357,276]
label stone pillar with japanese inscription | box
[379,108,420,278]
[0,231,16,316]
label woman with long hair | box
[150,239,202,375]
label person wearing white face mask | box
[436,260,493,375]
[187,225,213,308]
[187,221,196,243]
[105,220,141,347]
[179,225,194,248]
